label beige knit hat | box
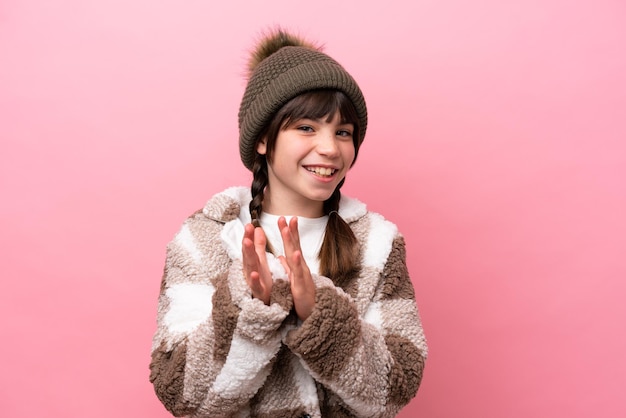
[238,29,368,171]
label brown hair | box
[249,89,360,285]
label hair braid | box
[319,180,360,287]
[249,155,268,228]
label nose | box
[316,129,340,157]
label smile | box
[305,166,337,177]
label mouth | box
[305,166,338,178]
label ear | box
[256,137,267,155]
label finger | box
[288,216,302,248]
[242,224,255,257]
[279,221,291,250]
[248,271,265,297]
[242,224,256,260]
[277,216,288,231]
[289,250,304,280]
[242,236,255,260]
[242,237,258,274]
[279,217,300,258]
[253,226,267,254]
[289,250,313,304]
[243,223,255,241]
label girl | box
[150,29,427,418]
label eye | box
[336,129,353,138]
[296,125,314,133]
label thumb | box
[278,255,291,276]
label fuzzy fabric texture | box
[238,29,368,171]
[149,187,427,417]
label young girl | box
[150,29,428,418]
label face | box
[257,112,356,217]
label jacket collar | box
[202,186,367,224]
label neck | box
[262,189,325,218]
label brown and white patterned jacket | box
[149,187,427,418]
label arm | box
[149,215,293,416]
[284,233,427,417]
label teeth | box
[307,167,335,177]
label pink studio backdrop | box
[1,1,625,417]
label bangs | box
[280,90,359,128]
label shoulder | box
[341,194,399,238]
[169,186,250,249]
[201,186,251,223]
[165,187,249,263]
[337,194,367,223]
[342,194,402,268]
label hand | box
[242,223,273,304]
[277,216,316,321]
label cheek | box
[343,143,356,166]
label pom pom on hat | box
[246,29,321,78]
[238,27,368,171]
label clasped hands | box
[242,216,316,321]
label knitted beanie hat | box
[238,29,368,171]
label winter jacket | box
[149,186,428,417]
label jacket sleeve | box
[284,219,427,417]
[149,213,293,417]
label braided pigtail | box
[249,153,277,254]
[249,154,267,228]
[319,180,360,287]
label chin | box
[309,190,336,203]
[303,180,343,202]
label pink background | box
[1,0,625,416]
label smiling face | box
[257,112,355,217]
